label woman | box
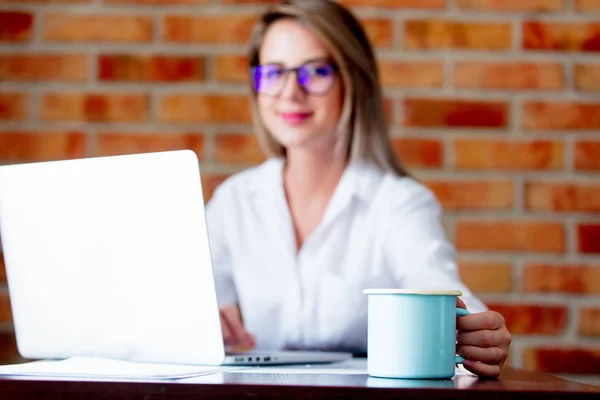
[206,0,511,379]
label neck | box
[283,148,347,199]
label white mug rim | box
[363,289,463,296]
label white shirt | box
[205,157,488,354]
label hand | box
[456,297,512,379]
[219,304,256,350]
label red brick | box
[0,54,88,82]
[0,12,33,42]
[453,139,564,170]
[44,14,153,42]
[579,308,600,337]
[576,0,600,11]
[0,131,86,161]
[0,93,27,121]
[403,98,508,128]
[106,0,207,3]
[456,221,565,252]
[0,333,19,364]
[0,290,11,324]
[219,0,280,3]
[424,180,513,210]
[96,132,204,159]
[159,94,251,123]
[163,15,257,44]
[340,0,446,8]
[42,93,148,122]
[458,0,564,10]
[360,19,394,48]
[379,60,444,88]
[0,252,5,283]
[202,173,232,203]
[215,55,248,83]
[457,261,513,293]
[575,141,600,171]
[523,101,600,130]
[391,138,443,168]
[525,182,600,212]
[404,20,512,50]
[486,303,567,335]
[578,224,600,254]
[454,62,564,90]
[523,22,600,52]
[523,264,600,294]
[524,347,600,375]
[0,0,88,2]
[99,55,204,82]
[575,64,600,91]
[215,134,265,165]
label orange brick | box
[523,22,600,52]
[579,308,600,337]
[486,303,567,335]
[0,12,33,42]
[215,55,248,83]
[525,182,600,212]
[0,93,27,121]
[575,0,600,11]
[453,139,564,170]
[41,93,148,122]
[215,134,265,165]
[44,14,153,42]
[99,55,204,82]
[575,64,600,91]
[219,0,280,3]
[575,141,600,171]
[404,20,512,50]
[0,54,88,82]
[96,132,204,159]
[403,98,508,128]
[579,224,600,254]
[456,220,565,252]
[0,290,12,324]
[0,252,5,283]
[454,62,564,90]
[340,0,446,8]
[360,19,394,48]
[458,0,564,10]
[391,138,443,168]
[523,347,600,375]
[0,333,19,364]
[424,180,513,210]
[163,15,256,44]
[202,173,232,203]
[159,94,251,123]
[523,264,600,294]
[0,0,88,2]
[106,0,208,3]
[523,101,600,130]
[379,60,443,88]
[457,261,513,293]
[0,131,86,161]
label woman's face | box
[255,19,344,154]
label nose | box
[279,71,305,100]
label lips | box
[280,111,313,125]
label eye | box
[263,65,284,80]
[304,63,333,77]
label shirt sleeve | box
[383,185,488,314]
[205,185,238,307]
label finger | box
[457,311,504,332]
[456,297,467,310]
[222,306,254,347]
[463,359,501,379]
[458,345,506,364]
[220,310,235,345]
[457,329,505,348]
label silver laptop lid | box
[0,150,226,365]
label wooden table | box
[0,364,599,399]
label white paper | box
[0,357,246,380]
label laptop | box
[0,150,352,367]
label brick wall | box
[0,0,599,385]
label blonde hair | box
[247,0,408,177]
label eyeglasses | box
[249,60,338,97]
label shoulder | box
[375,172,442,218]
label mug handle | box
[455,307,470,364]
